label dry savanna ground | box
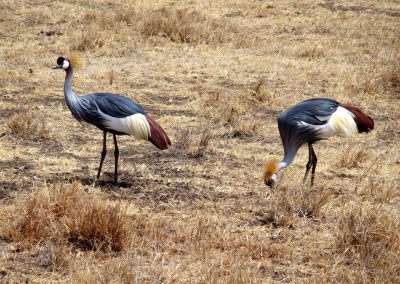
[0,0,399,283]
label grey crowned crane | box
[263,98,374,187]
[53,53,171,184]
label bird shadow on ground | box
[43,171,132,189]
[39,161,241,206]
[90,174,133,189]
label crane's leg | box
[97,131,107,180]
[113,134,119,185]
[310,144,318,186]
[303,142,313,182]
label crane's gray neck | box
[278,147,298,171]
[64,67,75,100]
[63,67,82,121]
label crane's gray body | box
[54,56,171,184]
[64,68,146,135]
[265,97,373,187]
[277,98,339,165]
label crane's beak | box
[52,64,62,69]
[265,179,274,188]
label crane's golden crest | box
[67,52,85,69]
[263,158,278,181]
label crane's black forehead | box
[57,57,65,65]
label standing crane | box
[53,53,171,184]
[263,98,374,187]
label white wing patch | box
[315,115,331,122]
[299,106,358,139]
[325,106,358,137]
[103,113,151,140]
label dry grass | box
[139,7,234,44]
[344,50,400,99]
[249,78,271,103]
[174,127,211,158]
[6,108,51,141]
[72,28,106,52]
[68,5,243,51]
[200,89,262,138]
[5,182,130,252]
[334,204,400,282]
[192,129,211,158]
[0,0,399,282]
[336,144,371,168]
[108,70,115,85]
[296,45,326,59]
[257,185,334,228]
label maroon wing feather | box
[340,103,374,133]
[145,115,171,150]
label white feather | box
[323,106,358,137]
[300,106,358,138]
[315,115,331,122]
[62,60,70,69]
[103,113,150,140]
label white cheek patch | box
[62,60,70,69]
[271,174,277,181]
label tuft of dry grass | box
[108,70,115,85]
[66,201,129,252]
[379,58,400,98]
[6,108,50,140]
[249,78,271,102]
[336,144,371,169]
[174,126,211,158]
[5,182,130,252]
[258,186,334,228]
[49,242,75,272]
[296,45,326,59]
[345,52,400,98]
[230,117,260,139]
[200,90,262,138]
[365,177,400,204]
[335,204,400,282]
[69,5,247,51]
[192,129,211,158]
[72,27,106,52]
[138,7,234,44]
[5,183,78,243]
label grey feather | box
[277,98,339,165]
[280,98,339,126]
[62,67,146,135]
[87,93,147,118]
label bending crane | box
[263,98,374,187]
